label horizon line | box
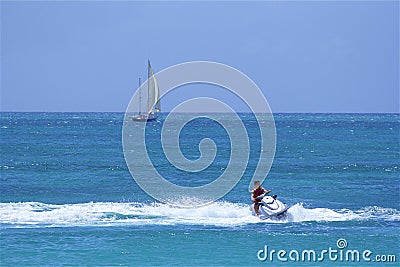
[1,111,399,114]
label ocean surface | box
[0,112,399,266]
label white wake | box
[0,201,398,228]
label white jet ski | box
[250,193,289,220]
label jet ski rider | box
[251,181,271,215]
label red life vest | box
[252,187,266,203]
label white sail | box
[147,61,160,114]
[154,73,161,113]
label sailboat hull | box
[130,114,158,122]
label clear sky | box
[1,1,399,113]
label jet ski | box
[250,193,289,220]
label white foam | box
[285,203,362,222]
[0,202,398,228]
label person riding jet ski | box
[250,180,288,219]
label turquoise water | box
[1,113,399,266]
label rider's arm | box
[250,191,256,202]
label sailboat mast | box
[147,60,151,114]
[138,77,142,115]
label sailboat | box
[130,60,161,122]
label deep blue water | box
[0,113,399,266]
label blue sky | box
[1,1,399,113]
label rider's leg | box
[254,203,260,215]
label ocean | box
[0,112,399,266]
